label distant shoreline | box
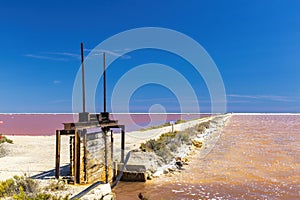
[1,112,300,115]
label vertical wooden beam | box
[83,129,87,183]
[110,130,114,181]
[74,130,80,184]
[104,128,108,183]
[110,130,114,163]
[55,130,61,179]
[70,136,74,176]
[121,127,125,163]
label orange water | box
[113,115,300,199]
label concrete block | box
[98,183,112,196]
[118,171,147,182]
[117,164,146,172]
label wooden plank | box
[104,130,108,183]
[121,128,125,163]
[55,130,61,179]
[86,132,102,141]
[60,129,76,135]
[83,129,87,183]
[110,130,114,180]
[70,136,75,176]
[74,130,80,184]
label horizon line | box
[1,112,300,115]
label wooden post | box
[55,130,61,179]
[74,130,80,184]
[121,127,125,163]
[104,128,108,183]
[170,121,175,133]
[83,129,87,183]
[110,130,114,163]
[110,130,114,181]
[70,136,75,176]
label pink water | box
[0,113,209,135]
[114,115,300,199]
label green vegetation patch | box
[197,121,210,133]
[139,122,171,131]
[139,118,188,132]
[140,120,211,162]
[140,131,191,162]
[174,119,187,124]
[0,134,13,144]
[0,175,69,200]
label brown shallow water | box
[113,115,300,199]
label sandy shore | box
[0,136,70,181]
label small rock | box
[146,172,153,180]
[168,167,175,172]
[182,157,189,163]
[192,139,203,148]
[102,194,115,200]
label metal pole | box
[81,43,86,113]
[103,52,106,113]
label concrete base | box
[117,164,147,182]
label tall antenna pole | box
[81,42,86,113]
[103,52,107,113]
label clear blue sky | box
[0,0,300,113]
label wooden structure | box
[55,43,126,184]
[55,113,125,184]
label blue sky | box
[0,0,300,113]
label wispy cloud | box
[227,94,295,102]
[24,51,80,61]
[25,48,131,61]
[53,80,62,84]
[24,54,69,61]
[84,48,131,59]
[44,52,80,59]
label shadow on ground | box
[31,164,70,179]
